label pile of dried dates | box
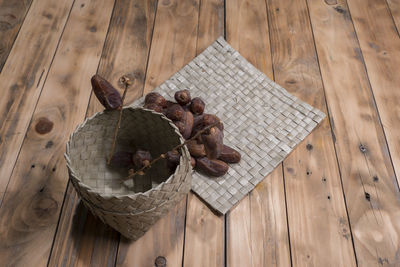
[143,90,241,177]
[91,74,241,178]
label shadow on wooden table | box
[69,200,119,266]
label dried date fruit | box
[166,150,180,170]
[196,157,229,177]
[173,120,185,135]
[164,100,176,108]
[186,140,206,158]
[193,114,205,128]
[144,103,163,113]
[203,114,224,131]
[218,145,241,163]
[165,104,185,121]
[190,97,205,115]
[182,110,194,139]
[191,114,224,138]
[132,150,152,169]
[174,89,191,105]
[144,92,166,107]
[109,151,133,168]
[201,127,223,159]
[91,75,122,110]
[190,157,196,168]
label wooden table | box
[0,0,399,266]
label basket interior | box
[67,108,184,195]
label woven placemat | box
[130,37,325,214]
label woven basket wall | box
[65,107,192,240]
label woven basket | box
[65,107,192,240]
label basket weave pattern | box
[65,107,192,239]
[130,37,325,214]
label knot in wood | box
[154,256,166,267]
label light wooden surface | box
[225,1,291,266]
[0,0,399,266]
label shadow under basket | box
[65,107,192,240]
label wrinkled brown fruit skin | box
[145,92,166,107]
[144,103,163,113]
[166,150,180,170]
[190,97,205,115]
[219,145,241,163]
[196,157,228,177]
[201,127,223,159]
[193,114,204,127]
[182,111,194,139]
[110,151,133,168]
[186,140,206,158]
[203,114,224,131]
[191,114,224,138]
[190,157,196,168]
[174,89,191,105]
[166,104,185,121]
[173,121,185,135]
[91,75,122,110]
[132,150,152,169]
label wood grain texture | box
[267,0,357,265]
[183,1,225,266]
[226,0,291,266]
[116,0,199,266]
[307,0,400,265]
[48,184,119,267]
[0,0,33,72]
[48,1,157,265]
[142,0,200,95]
[0,0,115,266]
[0,0,75,206]
[183,194,224,267]
[386,0,400,32]
[116,199,187,266]
[196,0,224,53]
[347,0,400,186]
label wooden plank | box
[196,0,224,53]
[267,0,357,266]
[386,0,400,32]
[115,0,200,266]
[49,184,119,267]
[183,1,225,266]
[142,0,200,95]
[116,200,187,266]
[183,195,224,267]
[347,0,400,185]
[48,0,157,266]
[0,0,75,206]
[0,0,115,266]
[0,0,33,72]
[307,0,400,265]
[225,0,292,266]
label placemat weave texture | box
[131,37,325,214]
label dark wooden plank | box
[267,0,357,265]
[183,1,225,266]
[115,0,200,265]
[225,0,292,266]
[48,0,157,266]
[0,0,75,206]
[0,0,33,72]
[307,0,400,265]
[0,0,115,266]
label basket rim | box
[65,106,192,202]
